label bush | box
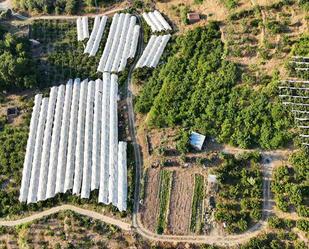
[296,205,309,217]
[296,219,309,232]
[268,216,285,229]
[221,0,239,9]
[266,21,285,34]
[291,35,309,56]
[176,129,190,154]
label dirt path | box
[0,205,131,231]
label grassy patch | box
[156,170,173,234]
[190,174,205,233]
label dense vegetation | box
[0,27,38,91]
[214,152,263,233]
[190,174,205,233]
[156,170,173,234]
[13,0,80,15]
[0,126,28,217]
[272,150,309,217]
[12,0,117,15]
[135,22,292,149]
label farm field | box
[167,171,194,235]
[141,146,213,236]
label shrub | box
[296,219,309,232]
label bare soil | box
[141,167,160,232]
[167,171,193,235]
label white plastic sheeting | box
[119,16,137,71]
[84,16,101,54]
[73,79,88,195]
[108,74,118,205]
[154,10,172,30]
[148,12,164,31]
[82,16,89,39]
[104,13,125,72]
[144,36,163,66]
[81,81,95,199]
[77,16,90,41]
[97,13,140,72]
[142,11,172,32]
[64,79,81,192]
[98,73,111,204]
[77,17,83,41]
[142,13,158,32]
[117,142,127,212]
[55,80,73,194]
[46,84,65,199]
[27,97,49,203]
[91,79,103,190]
[19,94,42,202]
[135,35,156,68]
[128,25,140,59]
[151,34,171,67]
[90,16,108,56]
[20,75,127,211]
[37,87,58,201]
[98,14,119,72]
[136,35,170,68]
[112,13,130,72]
[21,96,42,203]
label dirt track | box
[0,205,131,231]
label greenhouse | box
[19,74,127,211]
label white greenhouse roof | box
[19,74,127,211]
[136,34,171,69]
[142,10,172,32]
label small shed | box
[189,131,206,151]
[187,12,200,24]
[208,174,217,183]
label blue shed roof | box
[189,131,206,150]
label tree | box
[65,0,78,15]
[0,32,38,91]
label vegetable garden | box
[190,174,205,233]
